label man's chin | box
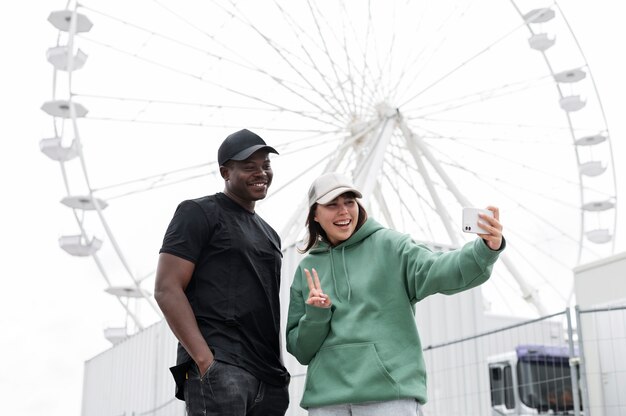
[251,191,268,200]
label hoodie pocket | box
[305,343,399,404]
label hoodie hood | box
[310,218,385,254]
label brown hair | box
[298,192,368,253]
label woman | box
[286,172,504,415]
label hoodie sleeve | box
[398,235,505,303]
[286,267,333,365]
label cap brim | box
[230,144,278,162]
[316,187,363,205]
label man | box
[155,129,290,416]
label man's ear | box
[219,165,230,181]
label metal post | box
[566,307,582,416]
[574,305,592,415]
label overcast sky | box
[1,1,624,415]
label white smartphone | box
[462,207,494,234]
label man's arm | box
[154,252,214,375]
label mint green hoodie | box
[286,218,504,409]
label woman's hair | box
[298,192,368,254]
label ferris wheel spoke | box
[79,34,346,127]
[219,1,351,120]
[424,145,584,224]
[92,162,217,200]
[503,236,579,304]
[265,145,349,201]
[80,5,239,68]
[302,0,354,115]
[356,2,395,103]
[436,160,580,212]
[99,173,216,201]
[380,160,439,238]
[402,74,553,118]
[273,8,374,119]
[389,3,471,102]
[82,115,342,133]
[417,116,576,136]
[417,126,582,191]
[84,0,354,118]
[398,22,527,107]
[278,133,343,156]
[74,93,297,113]
[154,0,357,120]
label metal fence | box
[420,306,626,416]
[421,310,571,415]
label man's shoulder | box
[188,193,218,205]
[170,195,224,228]
[186,193,224,212]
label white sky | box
[1,1,624,415]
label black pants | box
[185,361,289,416]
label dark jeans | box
[184,360,289,416]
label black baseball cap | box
[217,129,278,166]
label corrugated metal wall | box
[82,320,184,416]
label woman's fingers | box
[486,205,500,221]
[304,267,331,307]
[305,268,315,291]
[312,268,322,290]
[306,295,328,305]
[305,268,324,293]
[479,206,502,232]
[478,206,503,250]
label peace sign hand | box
[305,268,332,309]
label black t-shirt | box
[160,193,289,394]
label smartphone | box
[462,207,494,234]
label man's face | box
[223,150,273,202]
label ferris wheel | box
[41,0,617,341]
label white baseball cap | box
[308,172,363,208]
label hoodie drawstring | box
[342,246,352,302]
[329,249,342,302]
[328,246,352,303]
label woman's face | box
[314,193,359,246]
